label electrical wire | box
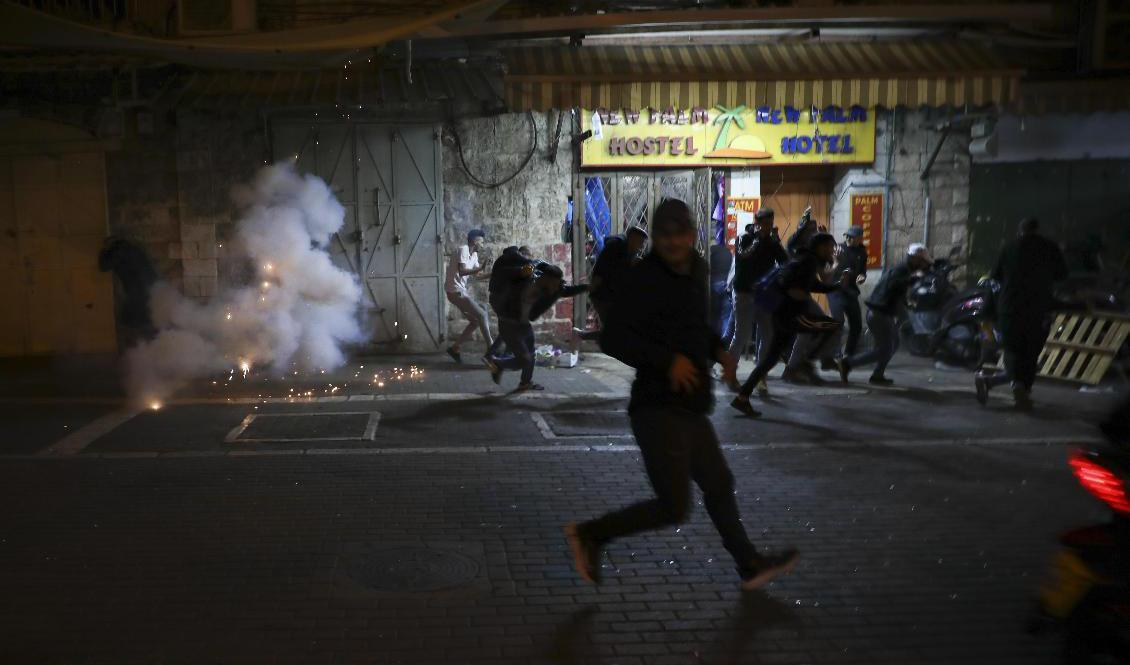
[445,110,538,189]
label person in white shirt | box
[444,229,493,363]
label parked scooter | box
[900,251,960,357]
[927,277,1001,369]
[1030,398,1130,663]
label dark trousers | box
[740,304,841,395]
[497,319,535,384]
[579,407,759,574]
[846,308,899,377]
[985,331,1045,391]
[828,290,863,356]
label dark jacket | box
[865,261,916,315]
[832,243,868,295]
[489,246,531,295]
[600,252,720,415]
[733,234,789,293]
[992,232,1069,332]
[778,251,838,297]
[498,262,586,323]
[590,235,634,305]
[786,226,816,258]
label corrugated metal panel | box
[504,42,1023,110]
[1016,78,1130,114]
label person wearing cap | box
[836,243,933,386]
[826,226,869,364]
[731,233,845,416]
[444,229,492,363]
[974,217,1068,410]
[725,208,788,394]
[577,225,648,340]
[565,198,799,592]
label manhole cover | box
[353,546,481,592]
[540,411,629,437]
[225,411,380,442]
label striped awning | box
[504,42,1022,111]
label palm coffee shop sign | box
[581,105,876,168]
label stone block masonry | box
[441,112,577,347]
[830,109,972,290]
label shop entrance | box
[570,169,714,329]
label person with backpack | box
[836,244,933,386]
[564,198,799,592]
[725,208,788,395]
[489,261,586,391]
[730,233,845,417]
[482,245,534,371]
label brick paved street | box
[0,353,1117,664]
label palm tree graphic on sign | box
[705,104,771,159]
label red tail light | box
[1069,450,1130,514]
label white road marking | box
[37,408,142,457]
[6,435,1102,461]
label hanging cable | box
[445,110,538,189]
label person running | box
[491,261,586,391]
[484,245,534,370]
[836,244,932,386]
[826,226,868,365]
[730,233,844,417]
[577,226,648,340]
[564,199,799,591]
[726,209,788,395]
[975,218,1068,410]
[444,229,492,363]
[781,210,835,384]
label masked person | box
[565,199,799,592]
[975,218,1068,411]
[490,261,586,391]
[826,226,868,365]
[836,244,932,386]
[577,226,648,340]
[483,245,534,370]
[725,208,789,394]
[730,233,845,417]
[444,229,492,363]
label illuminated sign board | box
[581,105,876,168]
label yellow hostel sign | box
[581,105,876,168]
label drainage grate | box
[225,411,380,443]
[352,546,481,592]
[534,411,630,438]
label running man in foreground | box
[564,199,799,591]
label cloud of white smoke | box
[125,165,365,405]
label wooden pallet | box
[1036,312,1130,384]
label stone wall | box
[829,108,972,289]
[105,108,267,302]
[440,111,577,346]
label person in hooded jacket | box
[565,199,799,593]
[490,260,586,391]
[730,233,845,417]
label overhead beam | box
[422,3,1059,39]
